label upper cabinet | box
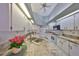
[57,19,66,30]
[75,12,79,30]
[0,3,10,31]
[64,16,74,30]
[57,15,74,30]
[12,4,26,31]
[0,3,28,31]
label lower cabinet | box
[57,37,70,56]
[57,49,67,56]
[57,36,79,56]
[57,37,62,48]
[62,39,70,55]
[69,42,79,56]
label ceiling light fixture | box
[18,3,31,18]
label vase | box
[11,47,22,54]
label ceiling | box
[25,3,79,27]
[31,3,57,16]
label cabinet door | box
[61,19,66,30]
[62,16,74,30]
[66,16,74,30]
[57,49,67,56]
[57,18,68,30]
[61,20,64,30]
[62,39,70,55]
[75,13,79,30]
[57,37,64,49]
[70,42,79,56]
[0,3,10,31]
[57,37,69,56]
[57,37,61,47]
[57,20,64,30]
[12,4,26,31]
[58,15,74,30]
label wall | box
[0,3,33,55]
[0,3,9,31]
[0,18,32,55]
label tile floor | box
[1,38,66,56]
[24,39,59,56]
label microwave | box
[53,25,60,30]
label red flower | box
[17,40,21,44]
[15,36,19,40]
[9,35,25,45]
[9,38,15,42]
[20,35,25,41]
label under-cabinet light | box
[18,3,31,18]
[31,20,34,23]
[56,9,79,22]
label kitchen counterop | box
[48,31,79,45]
[58,35,79,45]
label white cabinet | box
[57,37,62,47]
[57,37,67,56]
[0,3,10,31]
[60,19,66,30]
[57,15,74,30]
[12,4,26,31]
[70,42,79,56]
[65,16,74,30]
[57,37,65,49]
[75,13,79,30]
[57,20,64,30]
[62,39,70,55]
[57,37,70,55]
[57,37,79,56]
[57,49,67,56]
[0,4,27,31]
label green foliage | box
[9,42,23,49]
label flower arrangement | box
[9,35,25,49]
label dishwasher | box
[51,35,57,45]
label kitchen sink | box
[34,39,43,43]
[28,37,43,43]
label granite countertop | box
[58,36,79,45]
[50,31,79,45]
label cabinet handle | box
[70,46,72,49]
